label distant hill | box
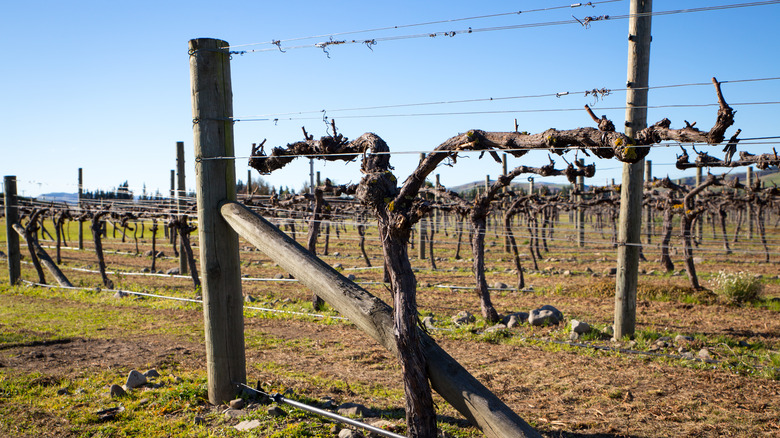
[37,192,78,204]
[448,168,778,195]
[670,168,778,187]
[448,179,569,195]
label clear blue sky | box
[2,0,778,198]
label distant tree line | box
[81,181,136,200]
[79,176,306,201]
[237,176,297,196]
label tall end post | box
[189,37,245,404]
[615,0,652,340]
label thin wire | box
[232,101,780,123]
[197,136,780,161]
[224,1,622,49]
[227,1,780,55]
[18,280,348,321]
[29,212,780,256]
[232,76,780,120]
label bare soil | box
[1,220,779,437]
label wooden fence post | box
[746,166,753,239]
[577,158,585,248]
[4,176,21,284]
[189,37,245,404]
[418,153,426,259]
[695,167,703,241]
[176,141,188,275]
[77,168,84,250]
[644,160,653,244]
[614,0,652,340]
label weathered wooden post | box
[165,169,174,239]
[77,168,84,250]
[170,169,175,206]
[177,141,189,275]
[695,167,703,241]
[644,160,653,244]
[485,174,492,237]
[577,158,585,248]
[502,154,508,194]
[309,158,315,194]
[746,166,753,239]
[614,0,651,340]
[434,173,440,234]
[4,176,21,284]
[417,153,426,259]
[189,37,246,404]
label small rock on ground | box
[338,429,364,438]
[124,370,147,389]
[528,305,563,326]
[234,419,262,431]
[571,320,591,334]
[364,418,400,432]
[484,323,507,333]
[267,406,286,417]
[337,402,375,418]
[502,312,528,327]
[223,409,248,419]
[229,398,245,410]
[109,384,126,398]
[451,311,475,326]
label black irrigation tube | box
[235,383,406,438]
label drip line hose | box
[235,383,406,438]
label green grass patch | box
[710,271,763,304]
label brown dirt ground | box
[2,220,780,437]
